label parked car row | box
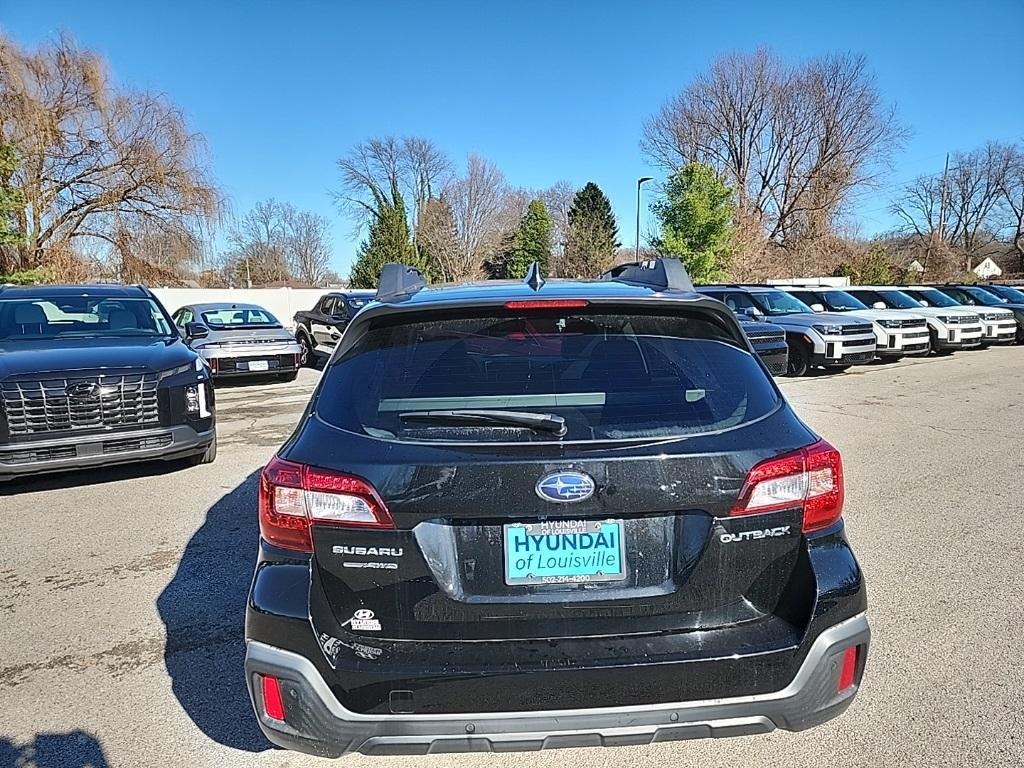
[699,283,1023,376]
[2,276,1020,482]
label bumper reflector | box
[838,645,860,692]
[262,674,286,721]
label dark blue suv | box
[244,260,869,757]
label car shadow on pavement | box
[0,731,109,768]
[212,374,298,389]
[0,458,197,496]
[156,470,271,753]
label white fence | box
[150,288,336,329]
[765,276,851,287]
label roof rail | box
[375,263,426,302]
[601,258,694,292]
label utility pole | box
[926,154,949,278]
[937,153,950,272]
[635,177,653,260]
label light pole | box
[635,177,654,260]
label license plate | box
[247,360,269,371]
[504,520,626,586]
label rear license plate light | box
[504,520,626,586]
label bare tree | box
[998,144,1024,270]
[114,220,206,283]
[893,143,1016,272]
[222,200,290,286]
[642,49,904,252]
[416,196,464,282]
[943,144,1009,267]
[0,33,221,274]
[445,154,511,275]
[334,135,451,238]
[285,209,332,285]
[893,174,943,240]
[536,180,574,273]
[402,137,453,222]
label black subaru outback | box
[245,259,869,757]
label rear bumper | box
[0,423,214,479]
[245,612,870,757]
[197,344,302,377]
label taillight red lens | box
[261,674,286,721]
[838,645,860,692]
[258,457,393,552]
[504,299,590,310]
[729,439,844,533]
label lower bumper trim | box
[0,424,214,478]
[245,612,870,757]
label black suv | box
[245,260,869,757]
[0,284,216,482]
[293,290,377,366]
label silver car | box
[171,302,303,381]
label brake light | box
[504,299,590,310]
[729,439,844,533]
[261,675,286,721]
[258,457,393,552]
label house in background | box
[973,257,1002,279]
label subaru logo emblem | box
[536,471,595,503]
[65,381,101,400]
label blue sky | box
[4,0,1023,274]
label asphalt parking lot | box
[2,349,1022,768]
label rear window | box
[201,307,279,326]
[316,309,780,443]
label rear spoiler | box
[600,258,694,292]
[375,264,427,302]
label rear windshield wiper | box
[399,409,567,436]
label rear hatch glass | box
[316,307,779,442]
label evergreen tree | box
[650,163,735,283]
[563,182,619,277]
[485,199,552,279]
[0,143,24,247]
[348,190,427,288]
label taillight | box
[729,439,844,533]
[504,299,590,310]
[258,457,393,552]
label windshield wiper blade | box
[399,409,567,436]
